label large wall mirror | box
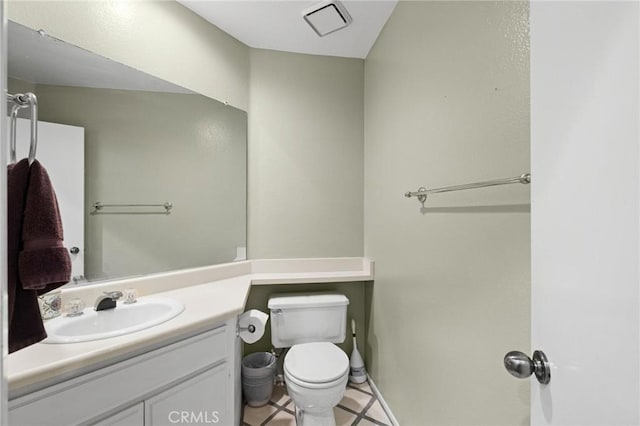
[8,21,248,286]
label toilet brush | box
[349,319,367,384]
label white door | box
[10,118,84,283]
[528,1,640,425]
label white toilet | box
[268,293,350,426]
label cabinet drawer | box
[145,364,229,426]
[91,403,144,426]
[9,326,228,426]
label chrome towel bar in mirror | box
[91,202,173,215]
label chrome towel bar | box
[91,202,173,215]
[405,173,531,204]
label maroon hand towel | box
[8,159,46,353]
[19,160,71,292]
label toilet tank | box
[268,293,349,348]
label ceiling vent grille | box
[303,1,353,37]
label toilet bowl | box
[284,342,349,426]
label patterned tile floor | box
[242,380,392,426]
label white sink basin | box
[43,297,185,344]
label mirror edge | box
[1,1,9,424]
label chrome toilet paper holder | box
[236,323,256,336]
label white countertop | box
[8,257,374,395]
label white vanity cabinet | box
[8,318,241,426]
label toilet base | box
[285,373,347,426]
[295,406,336,426]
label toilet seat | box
[284,342,349,387]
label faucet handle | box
[123,288,138,304]
[65,298,85,317]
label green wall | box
[363,2,530,424]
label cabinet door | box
[145,364,228,426]
[92,403,144,426]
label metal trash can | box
[242,352,277,407]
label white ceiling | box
[178,0,398,59]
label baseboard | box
[367,375,399,426]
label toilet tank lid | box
[268,293,349,310]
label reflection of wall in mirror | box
[9,78,248,282]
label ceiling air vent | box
[303,1,353,37]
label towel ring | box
[8,92,38,165]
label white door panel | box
[530,2,639,425]
[9,117,84,282]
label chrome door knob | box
[504,350,551,384]
[70,246,80,254]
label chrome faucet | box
[94,291,123,311]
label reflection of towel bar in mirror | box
[405,173,531,205]
[91,202,173,215]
